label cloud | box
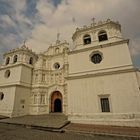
[28,1,140,48]
[0,0,34,49]
[0,15,15,27]
[130,38,140,56]
[0,33,20,64]
[51,0,62,7]
[0,0,140,67]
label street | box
[0,123,138,140]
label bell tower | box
[0,44,38,117]
[72,19,123,50]
[69,19,133,75]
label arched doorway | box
[50,91,62,113]
[54,99,62,112]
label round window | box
[91,53,102,64]
[5,70,10,78]
[54,63,60,69]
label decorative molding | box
[66,68,136,80]
[68,65,133,76]
[72,19,121,40]
[0,63,34,70]
[69,39,129,55]
[0,83,31,89]
[32,83,66,88]
[4,46,37,58]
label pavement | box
[64,123,140,137]
[1,123,135,140]
[0,114,140,138]
[0,115,8,119]
[0,113,69,131]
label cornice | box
[31,85,48,89]
[33,66,65,72]
[46,52,65,58]
[0,83,31,89]
[68,39,129,55]
[31,83,66,89]
[47,83,66,88]
[30,104,48,107]
[39,51,69,59]
[0,63,34,70]
[66,67,136,80]
[68,65,132,76]
[4,46,37,58]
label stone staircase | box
[0,113,70,130]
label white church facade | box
[0,19,140,127]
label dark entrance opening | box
[50,91,62,113]
[54,99,62,112]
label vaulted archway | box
[50,91,62,113]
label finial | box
[72,17,76,23]
[56,31,60,44]
[24,40,26,45]
[91,17,95,23]
[21,39,27,48]
[57,32,60,41]
[23,39,27,47]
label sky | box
[0,0,140,67]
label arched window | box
[35,74,38,82]
[13,55,18,63]
[5,57,10,65]
[29,57,33,65]
[83,34,91,45]
[4,70,11,78]
[55,47,59,54]
[98,30,108,42]
[0,92,4,100]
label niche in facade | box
[0,92,4,100]
[5,57,10,65]
[4,70,11,78]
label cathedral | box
[0,19,140,127]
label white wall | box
[68,42,133,75]
[0,87,16,117]
[136,71,140,87]
[0,66,22,86]
[20,65,32,85]
[67,72,140,118]
[12,86,30,117]
[0,64,32,117]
